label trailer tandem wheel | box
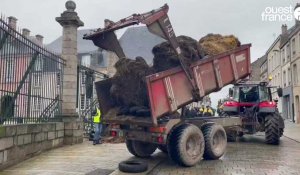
[202,124,227,160]
[125,139,157,158]
[167,124,205,167]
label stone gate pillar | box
[56,0,84,145]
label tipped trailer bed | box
[86,4,251,167]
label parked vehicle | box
[223,81,284,144]
[84,4,251,166]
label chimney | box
[8,16,17,30]
[281,24,288,34]
[35,34,43,45]
[22,28,30,38]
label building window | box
[282,48,285,64]
[81,55,91,67]
[294,64,298,84]
[33,75,41,87]
[288,68,291,85]
[33,97,41,111]
[6,59,15,82]
[286,43,291,61]
[80,94,85,110]
[283,71,286,87]
[57,73,61,86]
[35,57,43,71]
[292,38,296,56]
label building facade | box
[260,55,268,81]
[266,35,282,113]
[264,13,300,123]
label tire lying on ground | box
[167,124,205,167]
[119,160,148,173]
[125,139,157,158]
[265,114,280,145]
[202,124,227,160]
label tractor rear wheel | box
[202,124,227,160]
[125,139,157,158]
[265,114,280,145]
[167,124,205,167]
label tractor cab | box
[223,81,284,141]
[224,81,283,114]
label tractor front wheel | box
[265,114,280,145]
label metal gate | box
[0,16,65,125]
[77,65,108,137]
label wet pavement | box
[150,135,300,175]
[0,141,132,175]
[1,131,300,175]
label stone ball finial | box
[65,0,76,11]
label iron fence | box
[77,65,108,137]
[0,17,65,125]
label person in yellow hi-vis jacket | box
[203,105,214,116]
[199,105,205,117]
[92,107,102,145]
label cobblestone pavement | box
[1,134,300,175]
[149,134,300,175]
[0,141,132,175]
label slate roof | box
[46,29,99,54]
[279,25,297,48]
[46,26,165,65]
[119,26,165,64]
[259,54,267,67]
[250,55,267,81]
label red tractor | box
[223,81,284,145]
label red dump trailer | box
[84,4,251,166]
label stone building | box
[250,55,266,81]
[260,55,268,81]
[279,23,300,123]
[264,5,300,123]
[266,35,282,113]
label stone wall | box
[0,122,64,170]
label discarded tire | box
[168,124,204,167]
[202,124,227,160]
[265,114,280,145]
[119,160,148,173]
[125,139,157,158]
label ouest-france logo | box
[262,5,300,22]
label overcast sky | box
[1,0,299,108]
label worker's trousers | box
[94,123,103,142]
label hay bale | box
[110,57,152,107]
[199,34,241,56]
[152,35,204,72]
